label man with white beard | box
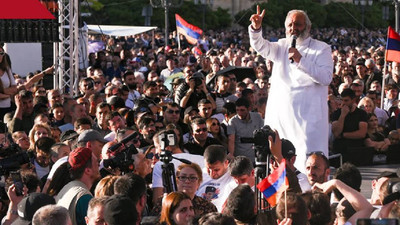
[248,7,333,172]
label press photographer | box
[102,129,151,178]
[151,129,204,205]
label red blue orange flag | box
[256,159,289,207]
[175,14,203,45]
[386,26,400,63]
[0,0,55,19]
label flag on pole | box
[175,14,203,45]
[256,159,289,207]
[386,26,400,63]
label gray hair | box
[285,9,312,40]
[32,205,70,225]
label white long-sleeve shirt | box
[249,26,333,173]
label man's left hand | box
[288,48,302,63]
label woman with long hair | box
[160,191,195,225]
[206,118,227,148]
[28,123,52,151]
[0,46,18,119]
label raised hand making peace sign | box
[249,5,265,30]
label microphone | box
[290,35,297,63]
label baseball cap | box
[382,178,400,205]
[375,171,398,180]
[281,139,296,159]
[190,72,204,80]
[78,129,107,143]
[68,147,93,171]
[355,58,366,66]
[60,130,79,142]
[184,106,199,115]
[104,195,137,225]
[12,193,55,225]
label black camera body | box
[103,144,138,174]
[189,76,202,86]
[0,144,30,175]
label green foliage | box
[235,0,388,29]
[82,0,231,31]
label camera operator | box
[175,67,216,111]
[151,129,205,205]
[116,128,151,178]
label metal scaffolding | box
[54,0,79,95]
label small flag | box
[256,159,289,207]
[386,26,400,63]
[175,14,203,45]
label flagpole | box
[381,60,387,109]
[382,26,390,109]
[177,31,181,50]
[284,190,287,219]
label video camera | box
[240,125,276,162]
[0,143,30,175]
[103,132,139,174]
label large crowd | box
[0,24,398,225]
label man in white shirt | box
[196,145,233,212]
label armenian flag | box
[386,26,400,63]
[256,159,289,207]
[175,14,203,45]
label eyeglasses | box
[95,81,101,85]
[167,110,180,114]
[145,152,160,160]
[177,176,199,182]
[0,51,5,56]
[211,122,220,126]
[195,128,207,133]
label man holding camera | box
[151,129,206,205]
[174,66,216,111]
[227,98,263,160]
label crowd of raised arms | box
[0,25,397,225]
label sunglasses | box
[0,52,5,56]
[177,176,199,182]
[195,128,208,133]
[145,152,160,159]
[211,122,220,126]
[230,77,237,81]
[167,110,180,114]
[306,151,325,157]
[94,81,101,84]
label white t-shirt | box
[196,170,233,212]
[34,160,50,179]
[152,153,206,189]
[0,69,16,108]
[297,171,312,193]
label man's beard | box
[286,29,310,43]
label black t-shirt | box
[183,137,222,156]
[331,107,368,133]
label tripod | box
[254,145,271,213]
